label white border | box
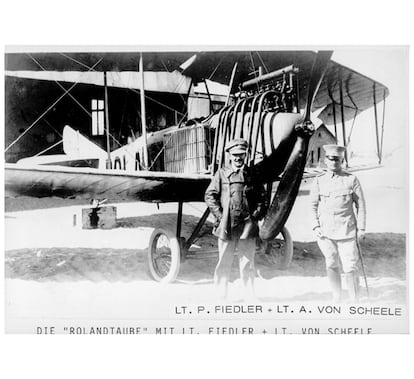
[1,1,413,379]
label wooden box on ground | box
[81,205,117,229]
[163,125,214,173]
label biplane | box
[4,49,389,282]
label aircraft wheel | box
[262,226,293,270]
[146,228,181,283]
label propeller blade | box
[259,50,333,242]
[303,51,333,122]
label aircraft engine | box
[209,52,332,242]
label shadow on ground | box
[5,230,406,285]
[259,232,406,280]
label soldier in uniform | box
[310,144,366,302]
[205,138,268,300]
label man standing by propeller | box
[205,138,268,301]
[310,144,366,302]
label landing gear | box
[146,228,181,282]
[145,204,211,283]
[259,226,293,269]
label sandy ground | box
[4,162,408,332]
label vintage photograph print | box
[4,47,408,334]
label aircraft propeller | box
[259,51,333,241]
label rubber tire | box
[277,226,293,270]
[146,228,181,283]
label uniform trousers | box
[317,236,359,273]
[214,237,256,285]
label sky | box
[331,47,409,162]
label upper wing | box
[6,50,388,125]
[5,51,196,73]
[179,50,389,125]
[5,163,211,203]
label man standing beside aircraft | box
[205,139,268,300]
[310,144,366,302]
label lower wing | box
[5,163,211,203]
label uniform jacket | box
[204,165,268,240]
[309,170,366,240]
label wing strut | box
[104,71,112,169]
[338,66,349,167]
[373,83,381,164]
[380,89,387,163]
[203,79,213,114]
[332,101,338,143]
[139,53,149,169]
[327,82,338,143]
[225,62,238,106]
[346,109,359,147]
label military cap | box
[323,144,346,158]
[225,138,248,154]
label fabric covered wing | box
[5,164,211,203]
[180,51,389,125]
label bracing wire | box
[5,57,103,153]
[28,54,92,118]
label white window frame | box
[91,99,105,136]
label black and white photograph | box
[4,46,409,335]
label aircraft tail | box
[63,125,107,158]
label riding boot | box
[327,267,342,302]
[345,271,360,302]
